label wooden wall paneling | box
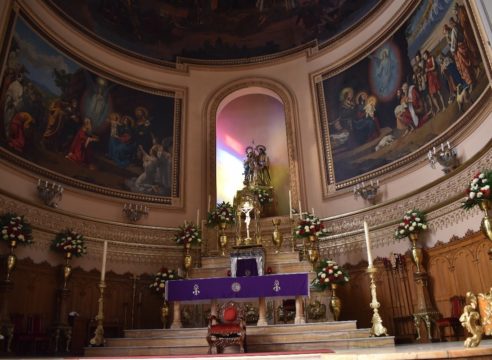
[476,241,492,291]
[340,268,371,328]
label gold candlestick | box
[89,281,106,346]
[290,218,296,252]
[367,266,388,337]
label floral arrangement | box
[206,201,235,227]
[294,213,329,238]
[394,209,428,239]
[254,187,273,205]
[462,170,492,210]
[175,223,201,245]
[149,268,180,295]
[0,212,33,245]
[312,259,349,289]
[51,229,87,257]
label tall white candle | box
[298,200,302,219]
[364,221,373,267]
[288,191,292,219]
[196,208,200,226]
[101,240,108,282]
[311,208,315,215]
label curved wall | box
[0,0,491,274]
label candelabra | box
[123,203,149,222]
[37,179,63,207]
[353,180,380,204]
[367,266,388,337]
[427,141,459,174]
[89,281,106,347]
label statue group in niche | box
[0,16,178,197]
[243,144,271,187]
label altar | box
[166,273,309,327]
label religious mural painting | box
[316,0,489,190]
[47,0,381,62]
[0,14,182,203]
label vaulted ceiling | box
[47,0,381,62]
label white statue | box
[240,200,254,241]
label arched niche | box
[204,78,302,217]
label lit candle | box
[196,208,200,226]
[288,190,292,219]
[298,200,302,220]
[364,221,373,267]
[101,240,108,282]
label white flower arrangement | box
[312,259,349,289]
[175,223,201,245]
[0,212,33,245]
[294,213,329,238]
[149,268,180,295]
[462,170,492,209]
[51,229,87,257]
[394,209,428,239]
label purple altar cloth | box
[165,273,309,301]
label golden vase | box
[183,242,192,278]
[307,235,319,270]
[63,252,72,290]
[330,283,342,321]
[6,240,17,282]
[161,298,169,329]
[271,218,283,254]
[218,222,228,256]
[409,232,424,274]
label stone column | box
[257,297,268,326]
[170,301,182,329]
[294,296,306,324]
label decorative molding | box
[319,145,492,258]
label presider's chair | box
[206,301,246,354]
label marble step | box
[188,263,314,278]
[107,328,371,348]
[85,334,394,357]
[124,321,358,339]
[200,250,301,269]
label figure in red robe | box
[8,112,33,152]
[66,117,98,168]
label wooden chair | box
[206,301,246,354]
[436,295,466,341]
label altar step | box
[84,321,395,357]
[195,251,314,278]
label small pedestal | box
[412,272,440,341]
[0,281,14,352]
[52,288,72,353]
